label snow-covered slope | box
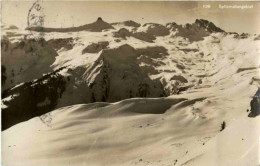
[182,116,260,166]
[1,18,260,166]
[2,85,259,166]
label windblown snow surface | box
[1,18,260,166]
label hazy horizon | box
[1,1,260,34]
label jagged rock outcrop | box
[47,38,74,51]
[234,33,250,39]
[194,19,224,33]
[82,41,109,54]
[167,19,225,42]
[113,28,156,42]
[114,23,170,42]
[254,34,260,40]
[113,28,133,39]
[248,88,260,117]
[140,23,170,36]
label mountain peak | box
[97,17,103,22]
[195,19,224,33]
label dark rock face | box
[142,23,170,36]
[113,28,133,39]
[97,17,103,21]
[170,75,188,83]
[1,37,10,51]
[195,19,225,33]
[1,67,67,130]
[248,88,260,117]
[47,38,74,51]
[167,19,225,42]
[113,28,156,43]
[138,83,150,97]
[133,32,157,43]
[113,23,170,42]
[123,20,141,27]
[1,65,7,86]
[137,46,168,58]
[233,33,250,39]
[254,34,260,40]
[82,41,109,54]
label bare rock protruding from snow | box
[137,46,168,58]
[113,28,156,42]
[194,19,224,33]
[114,23,170,42]
[83,17,115,32]
[111,20,141,27]
[82,41,109,54]
[248,88,260,117]
[170,75,188,83]
[27,17,115,32]
[47,38,74,51]
[132,31,156,43]
[140,23,170,36]
[113,28,133,39]
[167,19,224,42]
[233,33,250,39]
[254,34,260,40]
[2,65,7,86]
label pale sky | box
[1,1,260,34]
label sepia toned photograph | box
[1,1,260,166]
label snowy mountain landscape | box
[1,17,260,166]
